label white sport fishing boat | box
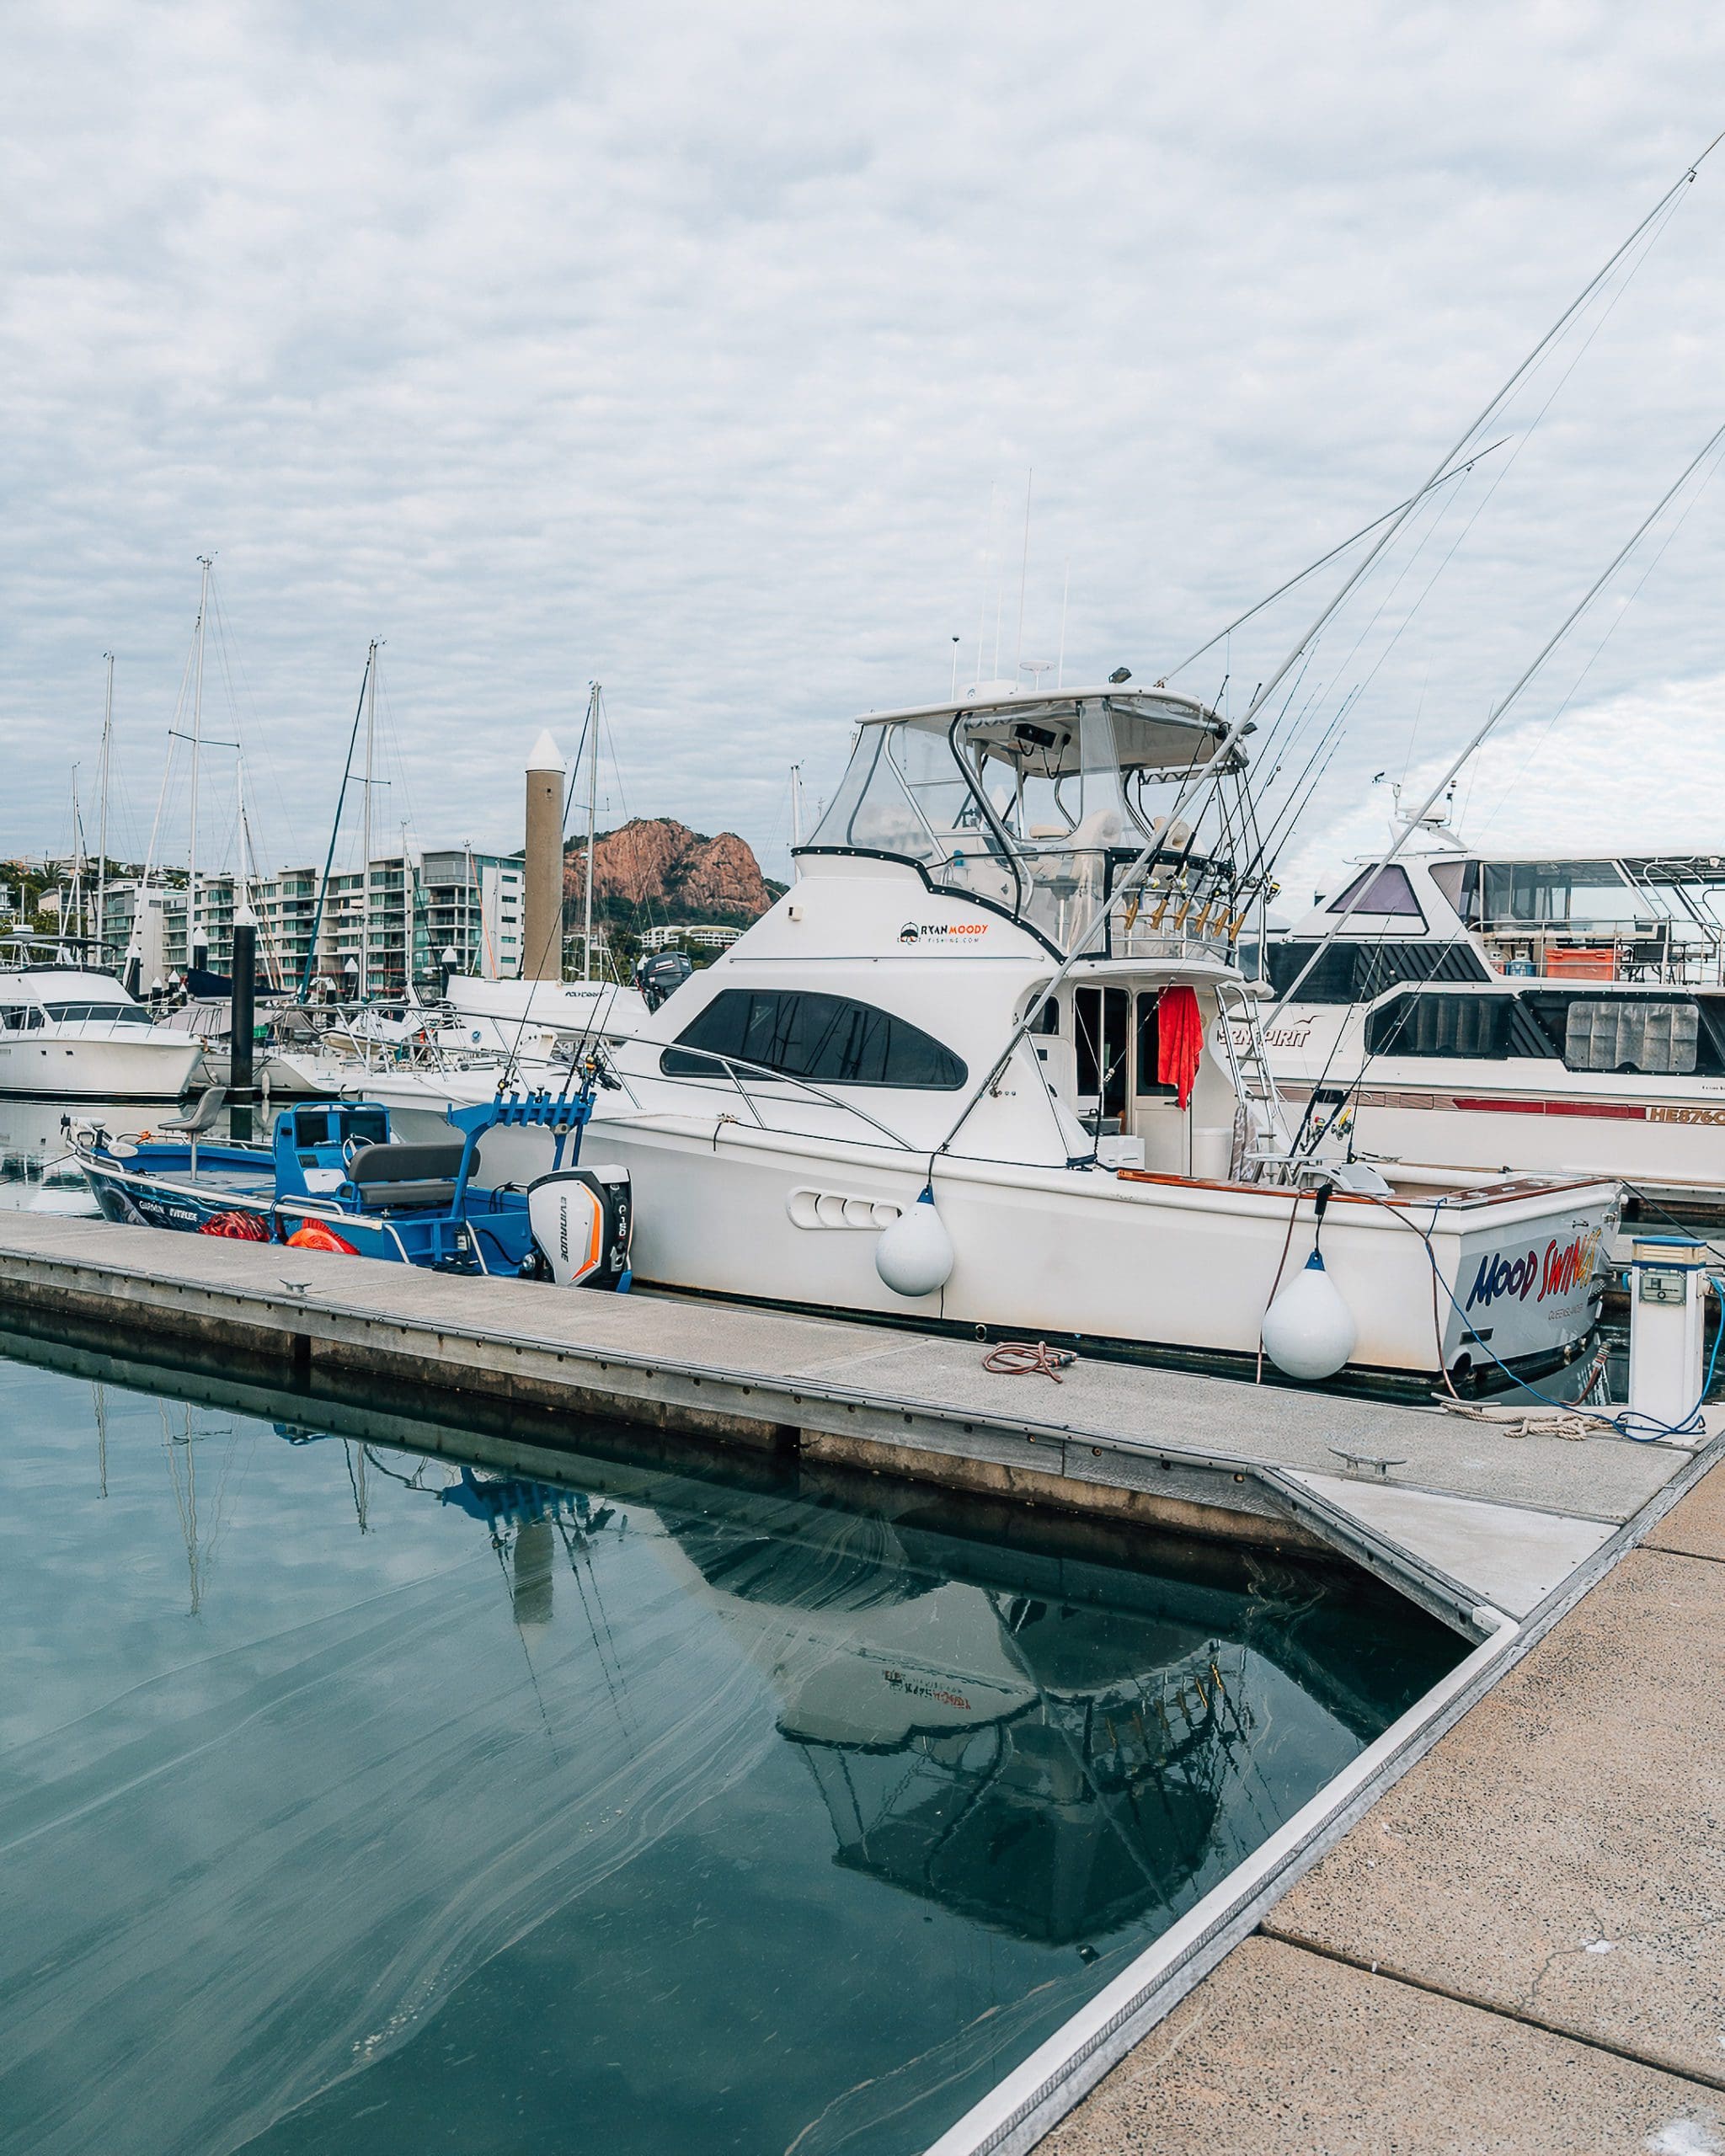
[1254,805,1725,1205]
[0,965,203,1101]
[466,686,1617,1392]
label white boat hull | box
[574,1111,1614,1385]
[0,1030,204,1101]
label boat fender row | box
[864,1180,1361,1380]
[526,1166,633,1290]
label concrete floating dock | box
[0,1210,1711,1639]
[1043,1458,1725,2155]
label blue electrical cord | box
[1363,1191,1722,1444]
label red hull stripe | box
[1450,1096,1648,1121]
[1276,1080,1656,1121]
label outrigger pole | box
[1265,418,1725,1024]
[1157,438,1510,688]
[933,128,1725,1163]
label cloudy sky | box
[4,1,1724,898]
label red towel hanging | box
[1156,985,1204,1109]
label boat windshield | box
[1441,856,1725,984]
[1473,861,1641,931]
[806,693,1237,956]
[38,1001,150,1025]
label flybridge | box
[804,684,1248,963]
[1284,838,1725,992]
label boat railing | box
[1479,928,1725,988]
[591,1033,915,1150]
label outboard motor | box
[635,950,693,1011]
[526,1166,633,1289]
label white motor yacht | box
[437,974,651,1062]
[0,966,204,1101]
[345,977,652,1139]
[1252,814,1725,1204]
[467,687,1616,1392]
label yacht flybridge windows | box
[1423,856,1725,984]
[804,690,1237,958]
[1266,939,1488,1004]
[1477,860,1640,932]
[662,989,968,1091]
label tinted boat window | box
[1365,992,1523,1059]
[1135,991,1178,1097]
[1327,864,1425,921]
[663,990,967,1089]
[41,1001,145,1024]
[1267,939,1488,1005]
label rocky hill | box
[563,818,780,931]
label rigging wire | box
[1468,431,1725,838]
[1277,177,1696,775]
[1278,428,1725,1151]
[205,568,307,870]
[1266,419,1725,1028]
[1159,439,1510,686]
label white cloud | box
[3,0,1725,888]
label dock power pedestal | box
[1627,1235,1709,1431]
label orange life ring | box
[285,1220,360,1255]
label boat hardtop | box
[0,964,158,1022]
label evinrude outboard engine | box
[635,950,693,1011]
[526,1166,633,1289]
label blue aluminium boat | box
[71,1091,632,1286]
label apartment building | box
[100,847,526,996]
[637,922,743,953]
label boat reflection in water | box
[299,1433,1416,1956]
[655,1515,1258,1948]
[0,1341,1459,2156]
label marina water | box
[0,1326,1461,2156]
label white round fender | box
[1261,1250,1357,1381]
[874,1187,954,1299]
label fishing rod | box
[1237,684,1354,881]
[1267,420,1725,1025]
[1159,439,1511,686]
[1230,646,1321,787]
[1233,693,1359,906]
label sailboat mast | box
[584,682,599,983]
[789,761,804,851]
[97,654,113,965]
[401,819,413,1000]
[360,638,377,1002]
[68,768,83,950]
[188,556,211,969]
